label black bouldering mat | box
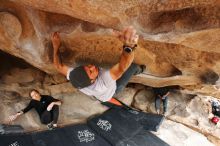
[62,124,111,146]
[87,107,165,145]
[87,108,144,145]
[116,129,170,146]
[31,128,73,146]
[31,124,111,146]
[125,109,165,131]
[0,124,24,135]
[102,100,164,132]
[0,133,34,146]
[0,108,165,146]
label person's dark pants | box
[115,63,142,94]
[103,63,142,107]
[155,96,168,113]
[40,105,59,124]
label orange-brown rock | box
[0,1,219,90]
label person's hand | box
[47,103,54,111]
[113,26,139,47]
[8,113,21,124]
[208,113,214,119]
[51,32,61,51]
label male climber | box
[51,26,144,105]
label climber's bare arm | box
[163,91,170,98]
[51,32,68,76]
[110,26,139,80]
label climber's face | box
[30,90,41,100]
[84,65,99,83]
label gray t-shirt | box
[67,68,116,102]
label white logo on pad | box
[129,110,139,115]
[97,119,112,131]
[77,130,95,143]
[9,141,20,146]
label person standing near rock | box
[8,89,62,130]
[208,99,220,125]
[210,99,220,117]
[51,26,144,105]
[153,87,170,115]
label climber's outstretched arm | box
[51,32,68,76]
[110,26,139,80]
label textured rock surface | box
[155,120,215,146]
[133,87,220,145]
[0,0,219,145]
[0,53,217,145]
[0,0,219,90]
[0,79,136,131]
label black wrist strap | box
[17,111,23,114]
[123,44,137,53]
